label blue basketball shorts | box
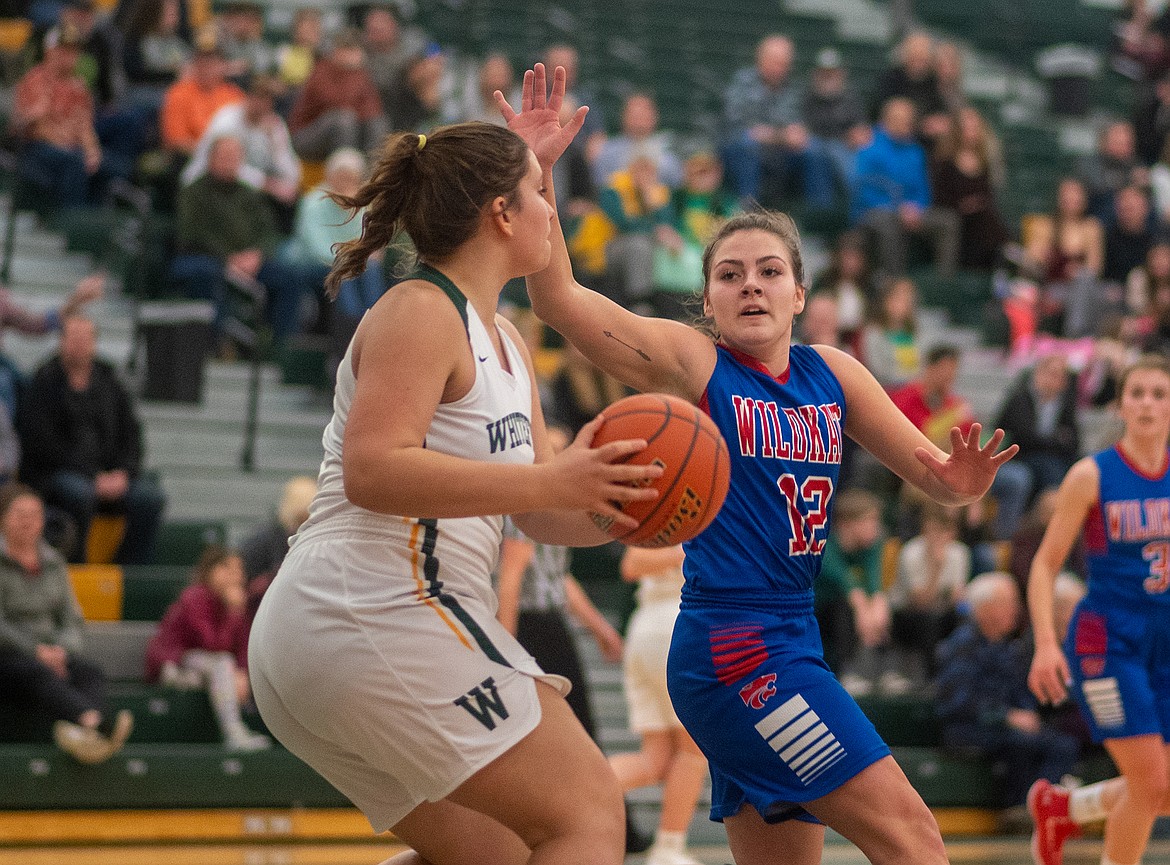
[1065,597,1170,744]
[667,601,890,824]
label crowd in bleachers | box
[1,0,1168,832]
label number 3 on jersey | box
[778,474,834,555]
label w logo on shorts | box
[454,678,510,730]
[753,693,847,785]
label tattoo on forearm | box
[603,330,651,361]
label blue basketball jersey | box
[1083,446,1170,609]
[684,343,846,607]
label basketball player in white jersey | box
[248,121,661,865]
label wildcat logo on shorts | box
[454,678,510,731]
[739,673,778,709]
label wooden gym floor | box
[3,838,1170,865]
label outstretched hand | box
[495,63,588,169]
[914,423,1019,503]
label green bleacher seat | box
[855,693,944,747]
[119,565,190,621]
[152,521,227,567]
[0,744,350,810]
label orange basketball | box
[589,393,731,548]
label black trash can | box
[138,300,214,404]
[1036,44,1102,117]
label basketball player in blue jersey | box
[248,121,668,865]
[1027,354,1170,865]
[500,65,1019,865]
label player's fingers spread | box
[914,446,944,472]
[547,65,565,111]
[533,63,547,109]
[521,69,533,111]
[991,443,1020,465]
[494,90,516,121]
[981,427,1005,452]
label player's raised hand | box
[496,63,588,169]
[915,423,1019,501]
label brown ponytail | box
[325,122,530,299]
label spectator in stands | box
[18,316,166,565]
[121,0,193,112]
[1076,120,1148,220]
[144,545,272,751]
[1022,176,1104,336]
[215,0,275,84]
[1008,489,1085,608]
[797,291,844,349]
[871,31,949,143]
[0,483,133,763]
[449,52,517,126]
[610,544,707,865]
[280,147,385,372]
[546,342,630,436]
[1103,184,1158,287]
[852,97,959,278]
[812,229,873,350]
[180,73,301,226]
[992,352,1080,521]
[815,488,905,695]
[598,152,671,312]
[288,28,386,160]
[170,134,307,349]
[1133,71,1170,165]
[0,271,103,419]
[889,343,972,449]
[933,40,966,114]
[45,0,129,116]
[934,572,1080,813]
[650,150,738,320]
[11,24,104,208]
[860,275,920,389]
[930,106,1010,270]
[801,47,869,213]
[592,92,682,189]
[275,7,322,95]
[888,343,1035,545]
[890,501,969,682]
[1148,133,1170,224]
[1126,240,1170,338]
[159,42,245,158]
[361,3,428,118]
[239,474,316,592]
[720,34,811,209]
[385,46,447,133]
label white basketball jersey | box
[294,268,534,593]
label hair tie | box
[417,134,427,151]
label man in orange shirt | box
[159,44,245,158]
[11,25,102,208]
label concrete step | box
[144,426,324,473]
[159,467,304,524]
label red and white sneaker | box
[1028,779,1083,865]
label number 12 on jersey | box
[777,473,834,556]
